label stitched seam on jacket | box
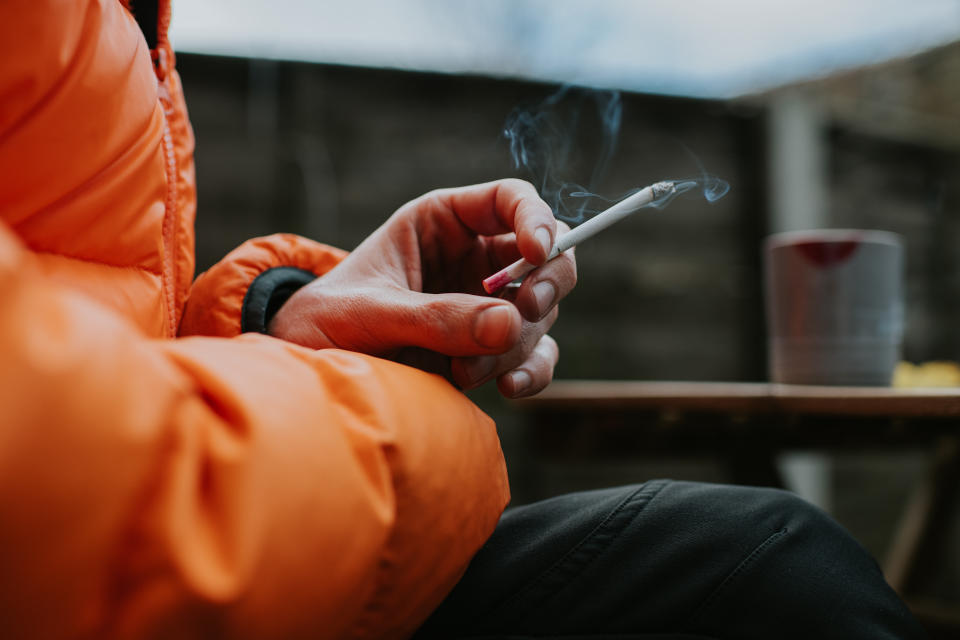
[486,480,671,626]
[686,527,789,627]
[159,118,178,336]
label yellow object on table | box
[893,361,960,387]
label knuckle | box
[501,177,535,193]
[501,179,550,219]
[563,256,578,287]
[422,186,449,201]
[407,189,442,211]
[420,299,448,325]
[396,189,447,224]
[515,330,537,361]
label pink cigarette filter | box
[483,181,676,293]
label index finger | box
[436,179,557,265]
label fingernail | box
[532,281,556,315]
[508,370,532,395]
[463,356,496,385]
[535,227,553,257]
[474,305,513,348]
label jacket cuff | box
[179,233,348,338]
[240,266,317,334]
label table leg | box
[884,436,959,593]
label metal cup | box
[764,229,905,386]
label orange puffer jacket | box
[0,1,509,638]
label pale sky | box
[170,0,960,98]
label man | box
[0,1,925,638]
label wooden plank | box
[518,381,774,412]
[519,380,960,418]
[771,385,960,417]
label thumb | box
[383,292,521,357]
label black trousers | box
[414,480,926,639]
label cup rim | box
[764,228,902,250]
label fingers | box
[385,292,524,357]
[451,305,559,391]
[511,221,576,322]
[497,335,559,398]
[434,179,557,265]
[270,278,523,357]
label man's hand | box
[268,179,576,398]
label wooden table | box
[516,381,960,632]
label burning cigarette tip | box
[651,181,675,200]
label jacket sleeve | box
[180,233,347,338]
[0,222,510,639]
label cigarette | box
[482,180,676,293]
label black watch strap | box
[240,267,317,334]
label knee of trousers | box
[650,482,898,632]
[639,481,858,553]
[719,483,872,570]
[650,481,878,582]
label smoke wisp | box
[504,86,621,223]
[504,87,729,223]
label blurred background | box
[170,0,960,629]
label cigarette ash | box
[646,176,730,209]
[568,175,729,213]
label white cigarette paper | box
[482,181,675,293]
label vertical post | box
[767,90,833,512]
[768,90,828,232]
